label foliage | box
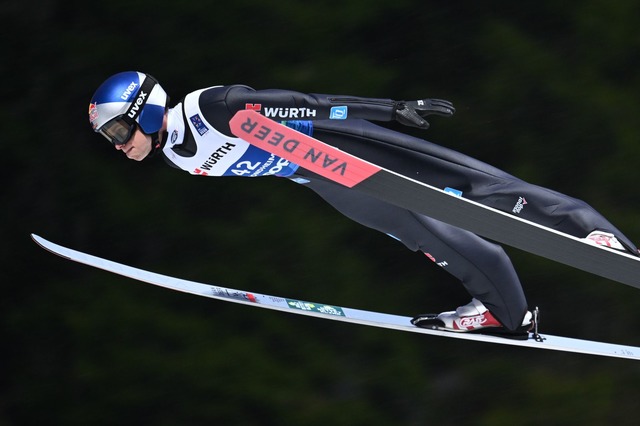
[3,0,640,424]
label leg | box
[291,173,529,330]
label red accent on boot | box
[454,310,503,331]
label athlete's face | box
[114,126,152,161]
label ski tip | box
[31,233,44,246]
[31,234,52,252]
[30,234,75,262]
[31,234,57,253]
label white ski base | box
[32,234,640,361]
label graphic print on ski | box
[229,110,640,289]
[30,234,640,360]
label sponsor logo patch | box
[210,286,257,302]
[424,252,448,267]
[329,106,348,119]
[286,299,345,316]
[458,315,488,328]
[512,196,528,214]
[444,187,463,197]
[290,177,310,184]
[189,114,209,135]
[194,168,208,176]
[88,102,98,126]
[198,142,236,171]
[263,107,317,119]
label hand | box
[393,98,455,129]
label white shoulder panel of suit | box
[162,87,298,177]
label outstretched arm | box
[223,85,455,129]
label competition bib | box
[163,88,299,177]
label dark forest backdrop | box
[3,0,640,424]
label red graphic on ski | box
[229,109,381,188]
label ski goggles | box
[98,116,138,146]
[97,75,158,146]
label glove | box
[393,98,455,129]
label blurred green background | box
[4,0,640,424]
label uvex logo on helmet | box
[127,90,148,119]
[121,82,138,100]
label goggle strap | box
[122,75,157,124]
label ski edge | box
[31,234,640,361]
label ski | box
[229,110,640,289]
[32,234,640,360]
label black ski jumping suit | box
[161,85,637,330]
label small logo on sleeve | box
[329,106,348,119]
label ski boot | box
[411,298,533,340]
[584,230,627,251]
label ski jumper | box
[161,85,637,330]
